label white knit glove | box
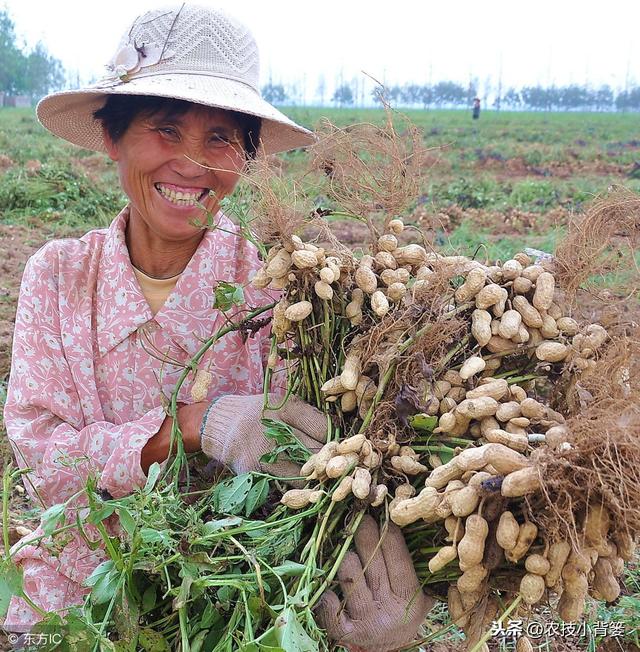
[315,515,434,651]
[200,394,327,477]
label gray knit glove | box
[200,394,327,477]
[315,515,433,652]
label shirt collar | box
[96,207,238,357]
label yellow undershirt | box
[132,266,181,316]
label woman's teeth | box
[156,184,206,206]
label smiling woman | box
[2,4,433,650]
[99,102,252,276]
[1,2,320,639]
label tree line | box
[263,81,640,112]
[1,5,638,113]
[0,9,65,100]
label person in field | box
[472,97,481,120]
[2,5,432,649]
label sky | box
[4,0,639,102]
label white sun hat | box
[36,3,314,155]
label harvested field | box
[0,106,638,651]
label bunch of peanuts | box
[248,215,633,649]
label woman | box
[2,5,432,649]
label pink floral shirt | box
[2,207,275,631]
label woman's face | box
[104,104,246,243]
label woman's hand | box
[315,515,434,652]
[141,402,209,473]
[200,394,327,477]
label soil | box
[475,155,633,180]
[0,225,51,380]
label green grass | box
[1,106,638,229]
[0,162,124,229]
[439,220,561,260]
[286,106,640,152]
[0,108,124,230]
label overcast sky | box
[4,0,639,100]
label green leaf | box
[260,418,310,465]
[87,502,116,525]
[254,627,286,651]
[140,528,173,546]
[190,629,209,652]
[438,449,455,465]
[217,584,235,604]
[40,502,66,535]
[409,413,439,433]
[141,585,156,613]
[212,474,253,515]
[213,282,245,312]
[86,562,121,605]
[113,642,132,652]
[172,573,193,610]
[144,462,162,493]
[3,561,23,595]
[118,506,137,537]
[245,477,270,517]
[202,626,226,651]
[84,560,116,588]
[138,628,171,652]
[199,601,223,630]
[274,608,318,652]
[271,561,308,578]
[50,610,99,648]
[243,522,268,539]
[201,516,243,535]
[0,560,23,617]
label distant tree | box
[261,83,287,104]
[332,84,354,107]
[594,85,613,111]
[557,84,590,110]
[0,9,26,94]
[502,88,521,109]
[371,85,384,104]
[495,68,503,112]
[616,90,629,112]
[521,85,558,111]
[384,85,401,104]
[419,84,434,109]
[352,78,361,107]
[0,9,66,99]
[400,84,422,107]
[548,87,562,110]
[615,87,640,112]
[481,76,491,109]
[433,81,466,107]
[622,87,640,111]
[25,42,65,99]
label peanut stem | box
[468,595,523,652]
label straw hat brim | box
[36,74,315,155]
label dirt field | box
[1,106,638,651]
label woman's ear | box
[103,127,119,162]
